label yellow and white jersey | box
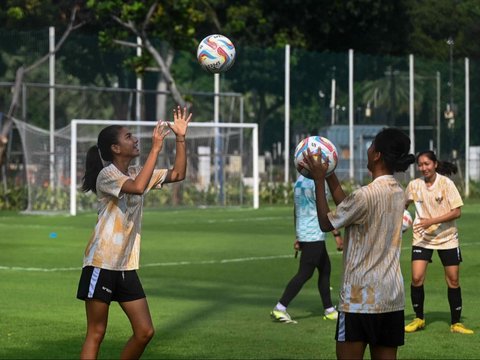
[83,164,167,271]
[328,175,405,314]
[406,173,463,249]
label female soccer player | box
[77,106,191,359]
[304,128,415,360]
[270,174,342,324]
[404,150,474,335]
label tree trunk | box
[156,47,175,121]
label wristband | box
[333,231,341,237]
[176,136,185,143]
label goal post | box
[70,120,259,215]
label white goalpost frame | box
[70,120,259,215]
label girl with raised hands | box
[77,106,191,359]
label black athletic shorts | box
[77,266,146,305]
[335,311,405,347]
[411,246,462,266]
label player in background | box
[77,107,191,359]
[270,174,343,324]
[404,150,474,334]
[304,128,415,360]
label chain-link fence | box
[1,29,479,209]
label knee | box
[135,325,155,344]
[446,278,460,288]
[411,276,424,287]
[87,324,107,343]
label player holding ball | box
[304,128,415,360]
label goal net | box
[13,118,259,215]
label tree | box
[406,0,480,59]
[87,0,209,115]
[0,2,88,167]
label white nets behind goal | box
[13,118,259,214]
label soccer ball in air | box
[294,136,338,179]
[197,34,236,73]
[402,210,413,233]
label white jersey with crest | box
[327,175,405,314]
[406,173,463,249]
[82,164,167,271]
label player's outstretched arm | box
[165,106,192,183]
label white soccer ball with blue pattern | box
[197,34,236,73]
[294,136,338,179]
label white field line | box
[0,254,295,272]
[0,216,291,228]
[0,242,477,273]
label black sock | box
[448,287,462,324]
[411,284,425,319]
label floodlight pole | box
[284,44,290,184]
[331,68,336,126]
[465,58,470,197]
[214,73,224,204]
[409,54,415,179]
[348,50,354,181]
[436,71,441,157]
[49,26,55,189]
[135,37,142,165]
[136,36,142,123]
[447,37,455,160]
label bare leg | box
[411,260,429,287]
[370,345,398,360]
[80,299,109,360]
[444,265,459,288]
[119,298,155,360]
[336,341,367,360]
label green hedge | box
[2,179,480,211]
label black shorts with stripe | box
[411,246,462,266]
[335,311,405,347]
[77,266,145,305]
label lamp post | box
[446,37,455,160]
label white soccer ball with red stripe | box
[294,136,338,179]
[402,210,413,232]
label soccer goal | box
[69,120,259,215]
[13,118,259,214]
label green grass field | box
[1,202,479,359]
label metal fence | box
[1,29,479,196]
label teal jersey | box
[294,175,326,242]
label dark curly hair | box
[373,128,416,173]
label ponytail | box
[416,150,457,176]
[81,125,123,193]
[436,161,457,176]
[82,145,104,193]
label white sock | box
[275,302,287,312]
[325,306,336,314]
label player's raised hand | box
[151,120,170,153]
[167,106,192,137]
[303,148,328,180]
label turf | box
[0,202,479,359]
